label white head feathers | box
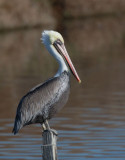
[41,30,64,45]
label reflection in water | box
[0,19,125,159]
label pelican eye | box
[56,39,63,45]
[53,39,63,55]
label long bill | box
[54,42,81,83]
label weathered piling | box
[42,129,58,160]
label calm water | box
[0,20,125,159]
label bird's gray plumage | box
[13,71,70,134]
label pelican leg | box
[42,120,50,131]
[45,120,58,136]
[42,123,46,131]
[44,120,50,130]
[42,120,57,135]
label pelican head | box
[41,30,81,83]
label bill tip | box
[78,79,81,84]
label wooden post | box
[41,129,58,160]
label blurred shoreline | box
[0,0,125,31]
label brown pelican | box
[13,30,81,134]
